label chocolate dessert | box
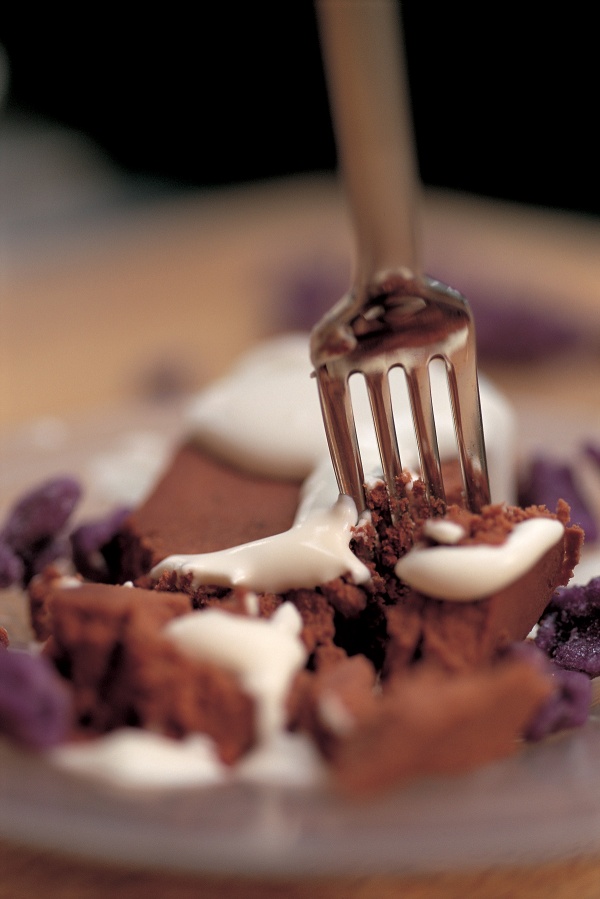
[22,434,583,793]
[0,336,594,796]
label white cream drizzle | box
[394,517,564,601]
[163,602,307,741]
[151,494,370,593]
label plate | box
[1,401,600,876]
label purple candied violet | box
[0,541,24,588]
[535,577,600,676]
[509,642,592,741]
[2,476,82,555]
[554,576,600,615]
[70,505,131,583]
[0,650,72,749]
[0,476,82,586]
[519,457,598,542]
[524,665,592,742]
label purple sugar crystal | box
[2,477,82,554]
[535,577,600,676]
[524,665,592,742]
[519,458,597,541]
[70,505,131,582]
[510,641,592,741]
[0,650,72,749]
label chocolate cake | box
[0,335,592,795]
[24,434,583,793]
[118,443,303,581]
[30,570,256,763]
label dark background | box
[2,3,598,216]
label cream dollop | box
[163,602,307,740]
[51,730,226,788]
[151,494,370,593]
[394,517,564,601]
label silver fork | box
[310,0,490,516]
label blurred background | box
[2,3,599,214]
[1,3,600,595]
[1,2,599,440]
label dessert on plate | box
[0,334,595,795]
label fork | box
[310,0,490,515]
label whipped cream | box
[51,721,327,790]
[51,730,227,788]
[164,602,307,741]
[395,517,564,601]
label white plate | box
[1,720,600,876]
[1,401,600,876]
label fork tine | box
[445,353,491,512]
[404,364,446,504]
[365,369,403,504]
[315,365,366,513]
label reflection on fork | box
[311,268,491,515]
[311,0,490,516]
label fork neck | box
[316,0,421,287]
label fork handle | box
[316,0,421,289]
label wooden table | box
[2,174,600,896]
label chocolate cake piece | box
[305,484,582,676]
[118,443,303,581]
[291,653,554,795]
[31,574,255,763]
